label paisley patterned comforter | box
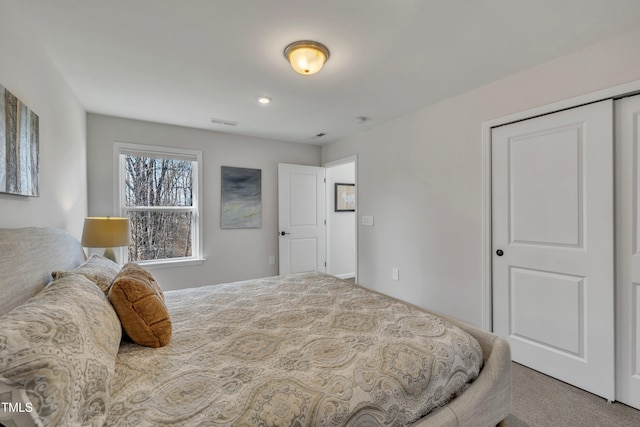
[107,273,482,426]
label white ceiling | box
[14,0,640,144]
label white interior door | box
[278,163,326,275]
[615,94,640,409]
[492,100,615,400]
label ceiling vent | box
[210,118,238,126]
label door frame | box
[323,155,358,282]
[481,79,640,331]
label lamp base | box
[103,247,117,263]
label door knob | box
[496,249,504,256]
[280,231,291,236]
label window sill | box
[134,258,205,269]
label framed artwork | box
[0,84,39,197]
[221,166,262,228]
[335,183,355,212]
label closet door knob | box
[280,231,291,236]
[496,249,504,256]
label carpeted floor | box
[505,362,640,426]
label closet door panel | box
[493,99,614,400]
[615,94,640,409]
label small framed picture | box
[335,183,355,212]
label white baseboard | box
[335,273,355,279]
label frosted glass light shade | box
[284,41,329,75]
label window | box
[116,143,203,264]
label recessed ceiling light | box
[258,96,271,104]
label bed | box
[0,227,511,426]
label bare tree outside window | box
[123,155,195,261]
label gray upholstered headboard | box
[0,227,85,316]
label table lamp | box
[81,217,130,262]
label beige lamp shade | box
[81,217,130,262]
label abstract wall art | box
[1,84,39,197]
[221,166,262,229]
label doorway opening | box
[324,157,357,282]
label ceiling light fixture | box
[284,40,330,76]
[258,96,271,104]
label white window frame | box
[115,142,204,267]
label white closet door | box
[615,94,640,409]
[492,100,614,400]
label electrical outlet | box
[392,268,399,281]
[362,215,374,226]
[269,255,275,265]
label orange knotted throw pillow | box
[108,263,171,347]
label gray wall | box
[322,26,640,327]
[87,114,321,290]
[0,0,87,237]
